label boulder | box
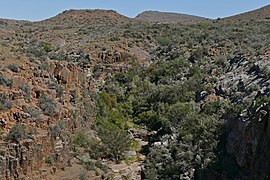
[12,76,27,89]
[59,67,71,84]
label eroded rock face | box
[0,134,72,180]
[227,104,270,179]
[98,50,132,64]
[47,60,86,86]
[216,54,270,179]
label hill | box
[0,18,30,25]
[37,9,133,27]
[1,6,270,180]
[135,10,209,24]
[224,4,270,21]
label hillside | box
[0,6,270,180]
[37,9,133,27]
[135,10,209,24]
[224,4,270,21]
[0,18,30,26]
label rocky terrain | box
[0,4,270,180]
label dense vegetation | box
[91,20,270,179]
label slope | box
[135,10,209,24]
[224,4,270,21]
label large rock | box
[12,76,27,89]
[59,66,71,84]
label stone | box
[80,154,91,163]
[129,162,141,172]
[59,67,71,84]
[111,163,128,173]
[138,140,148,147]
[54,140,64,153]
[125,151,136,157]
[12,76,27,89]
[153,142,161,146]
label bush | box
[41,41,53,52]
[95,161,108,173]
[84,161,96,171]
[48,83,63,98]
[0,93,12,111]
[79,174,87,180]
[45,156,53,165]
[0,75,13,87]
[20,84,31,101]
[72,132,90,148]
[95,124,131,161]
[5,124,25,142]
[70,90,77,103]
[7,64,19,73]
[39,94,57,116]
[27,108,41,122]
[48,125,61,138]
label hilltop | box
[224,4,270,21]
[135,10,209,24]
[0,18,30,25]
[37,9,133,27]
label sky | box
[0,1,269,21]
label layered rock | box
[0,134,71,179]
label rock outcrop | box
[213,54,270,179]
[227,103,270,179]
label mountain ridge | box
[1,4,270,25]
[223,4,270,21]
[35,9,134,27]
[135,10,209,24]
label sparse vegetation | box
[0,93,12,111]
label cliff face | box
[215,52,270,179]
[227,104,270,179]
[0,10,144,178]
[0,134,71,179]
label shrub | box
[7,64,19,73]
[0,75,13,87]
[79,174,87,180]
[45,156,53,165]
[27,108,41,122]
[48,83,63,98]
[95,161,108,173]
[5,124,25,142]
[84,161,96,171]
[41,41,53,52]
[0,93,12,111]
[39,94,57,116]
[157,36,172,46]
[48,125,61,138]
[70,90,77,103]
[72,132,90,148]
[20,84,31,101]
[55,84,64,98]
[95,124,131,161]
